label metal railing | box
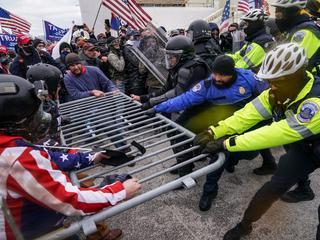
[4,92,225,240]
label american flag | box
[0,7,31,35]
[220,0,231,33]
[237,0,250,13]
[102,0,152,30]
[263,0,271,15]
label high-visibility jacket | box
[209,71,320,152]
[289,20,320,75]
[227,29,274,72]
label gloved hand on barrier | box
[144,108,156,117]
[193,129,214,149]
[141,101,152,110]
[201,137,227,154]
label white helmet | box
[257,43,308,80]
[241,9,268,21]
[271,0,307,8]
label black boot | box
[223,222,253,240]
[253,149,277,175]
[199,191,218,211]
[281,180,315,203]
[253,161,277,175]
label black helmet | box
[165,35,195,69]
[0,74,51,141]
[0,75,40,124]
[187,19,211,41]
[26,63,63,97]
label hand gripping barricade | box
[2,92,225,240]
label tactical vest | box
[174,56,210,92]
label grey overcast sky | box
[0,0,82,36]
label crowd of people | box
[0,0,320,239]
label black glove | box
[193,129,214,149]
[141,101,152,110]
[99,149,134,166]
[145,108,156,117]
[140,94,149,103]
[202,137,227,154]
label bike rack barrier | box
[3,92,225,240]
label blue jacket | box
[154,68,269,113]
[64,65,117,100]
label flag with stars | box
[220,0,231,33]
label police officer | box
[303,0,320,20]
[131,35,210,177]
[273,0,320,75]
[193,43,320,239]
[0,75,141,239]
[228,9,275,73]
[272,0,320,203]
[187,19,222,69]
[148,55,277,210]
[131,35,210,108]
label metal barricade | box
[33,92,225,240]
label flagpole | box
[92,1,103,30]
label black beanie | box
[59,42,72,54]
[33,38,45,48]
[212,55,236,76]
[65,53,81,67]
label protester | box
[64,53,116,100]
[106,37,126,92]
[0,74,141,239]
[63,53,130,150]
[0,45,11,74]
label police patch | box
[239,86,246,95]
[192,83,202,92]
[297,101,319,123]
[293,31,306,43]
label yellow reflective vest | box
[209,72,320,152]
[228,42,267,70]
[289,22,320,74]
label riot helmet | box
[187,19,211,42]
[26,63,63,98]
[0,75,51,142]
[165,35,195,69]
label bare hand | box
[91,90,105,98]
[101,56,108,63]
[112,90,120,96]
[92,152,110,164]
[130,94,141,102]
[123,178,141,199]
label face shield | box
[165,49,183,69]
[186,30,194,41]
